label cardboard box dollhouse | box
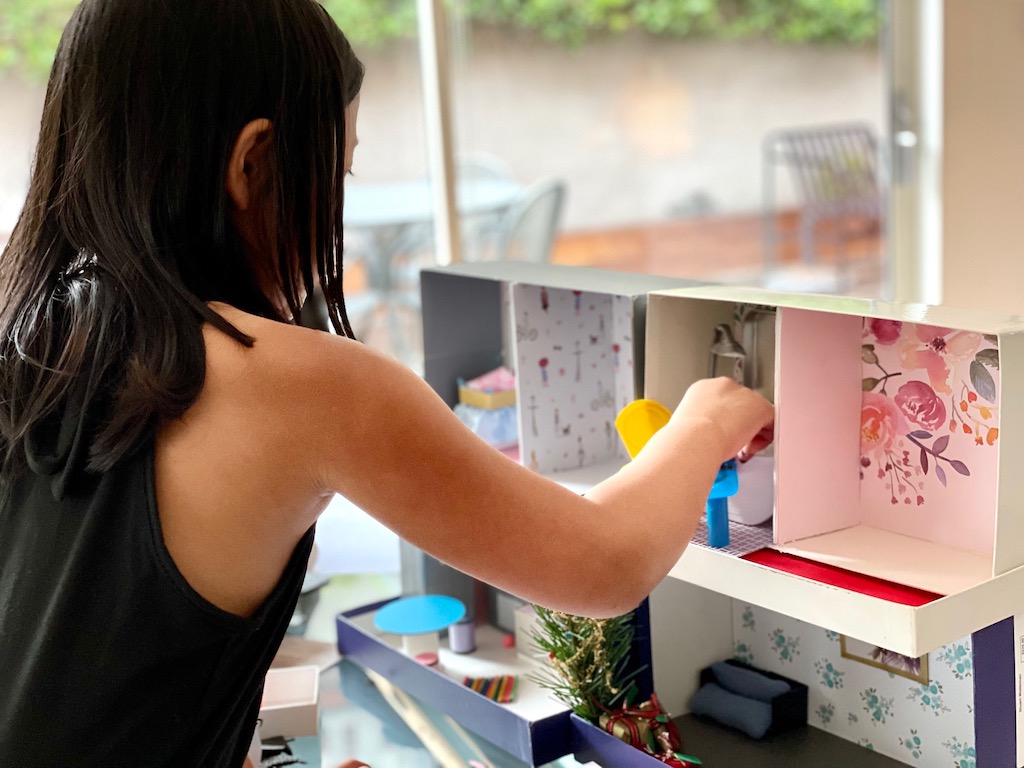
[402,262,699,608]
[336,266,1024,767]
[645,285,1024,659]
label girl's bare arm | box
[231,314,773,618]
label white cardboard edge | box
[669,544,1024,658]
[771,525,992,596]
[995,332,1024,576]
[648,285,1024,335]
[262,665,320,707]
[260,666,320,739]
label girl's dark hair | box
[0,0,364,476]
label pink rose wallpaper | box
[868,318,903,346]
[861,319,999,511]
[894,381,946,432]
[860,392,908,459]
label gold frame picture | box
[840,636,929,684]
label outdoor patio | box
[343,208,884,370]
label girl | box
[0,1,774,765]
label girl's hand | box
[675,377,775,462]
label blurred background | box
[1,0,897,375]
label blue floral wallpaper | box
[732,603,976,767]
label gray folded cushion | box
[711,661,790,703]
[691,682,773,739]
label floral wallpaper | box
[732,603,976,767]
[860,320,1000,555]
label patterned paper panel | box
[860,320,999,556]
[513,284,633,475]
[731,602,976,768]
[611,294,637,418]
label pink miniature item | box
[464,366,516,393]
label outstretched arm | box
[291,331,772,618]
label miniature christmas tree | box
[529,607,640,722]
[530,607,700,767]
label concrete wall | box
[0,33,883,235]
[446,30,883,229]
[0,75,45,237]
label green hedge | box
[468,0,879,46]
[0,0,79,76]
[2,0,879,79]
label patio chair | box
[455,153,516,260]
[762,122,881,292]
[492,177,567,264]
[386,152,517,264]
[455,152,514,182]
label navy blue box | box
[336,599,572,765]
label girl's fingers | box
[739,424,775,462]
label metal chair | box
[455,152,514,182]
[762,122,881,292]
[387,153,517,265]
[492,178,567,264]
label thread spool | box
[448,618,476,654]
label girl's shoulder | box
[200,302,398,407]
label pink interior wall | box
[774,308,999,558]
[774,309,863,544]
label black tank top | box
[0,405,315,767]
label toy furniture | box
[339,263,694,766]
[373,594,466,657]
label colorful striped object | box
[462,674,518,703]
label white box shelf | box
[646,285,1024,657]
[405,262,695,607]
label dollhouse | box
[337,263,1018,767]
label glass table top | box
[265,660,587,768]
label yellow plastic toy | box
[614,399,672,459]
[616,398,737,548]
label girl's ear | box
[226,119,273,211]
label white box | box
[259,665,320,739]
[645,285,1024,657]
[514,602,542,661]
[420,263,696,484]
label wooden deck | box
[1,208,882,297]
[550,210,882,289]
